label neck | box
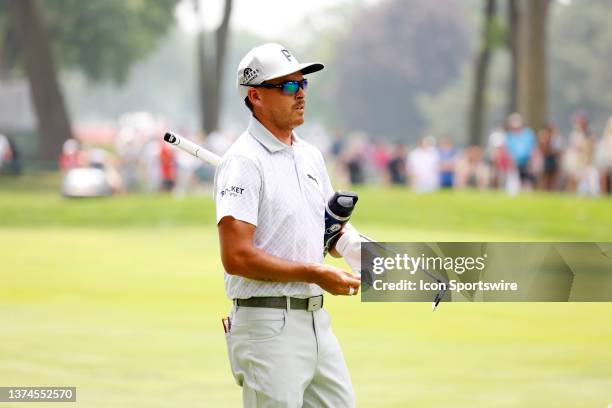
[254,114,293,145]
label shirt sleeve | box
[214,155,261,226]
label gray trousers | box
[225,302,355,407]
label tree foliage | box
[549,0,612,133]
[1,0,178,83]
[333,0,471,142]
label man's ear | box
[247,88,261,106]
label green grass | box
[1,173,611,240]
[1,173,612,407]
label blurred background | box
[1,1,611,407]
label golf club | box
[358,235,449,311]
[163,131,221,167]
[162,131,446,310]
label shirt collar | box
[247,116,302,153]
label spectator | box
[407,136,439,193]
[455,146,490,190]
[346,156,364,185]
[59,138,81,172]
[563,110,596,193]
[360,137,377,183]
[88,147,107,170]
[505,113,537,189]
[537,124,562,191]
[5,136,22,175]
[116,126,141,192]
[438,136,458,188]
[142,134,162,193]
[372,139,391,184]
[488,129,514,191]
[387,143,407,185]
[342,135,367,186]
[330,129,345,158]
[372,139,390,169]
[578,159,600,197]
[596,117,612,195]
[159,139,176,191]
[329,129,347,186]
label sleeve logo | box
[220,185,245,197]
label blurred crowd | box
[56,112,231,196]
[330,111,612,197]
[3,109,612,198]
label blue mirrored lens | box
[282,81,299,94]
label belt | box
[234,295,323,311]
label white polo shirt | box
[214,116,334,299]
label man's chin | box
[291,115,305,128]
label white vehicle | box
[61,167,112,198]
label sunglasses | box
[244,79,308,95]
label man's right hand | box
[313,264,361,296]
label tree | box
[506,0,519,115]
[193,0,233,134]
[515,0,549,131]
[549,0,612,133]
[1,0,178,164]
[9,0,71,165]
[334,0,471,142]
[468,0,500,146]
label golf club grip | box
[163,131,222,167]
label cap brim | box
[264,62,324,82]
[300,62,324,75]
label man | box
[214,43,360,407]
[505,113,536,189]
[438,137,458,189]
[407,136,440,193]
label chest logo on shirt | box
[306,174,318,185]
[220,185,245,197]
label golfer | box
[214,43,360,407]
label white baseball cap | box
[236,43,324,98]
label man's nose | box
[295,86,305,99]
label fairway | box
[1,179,612,407]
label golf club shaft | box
[162,131,443,308]
[163,131,221,167]
[358,233,447,311]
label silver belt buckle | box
[307,296,322,312]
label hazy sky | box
[176,0,379,38]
